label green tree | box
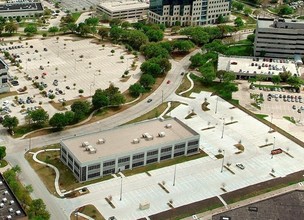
[98,27,109,40]
[121,21,131,29]
[217,15,225,24]
[122,30,148,50]
[180,27,210,45]
[85,17,99,26]
[111,93,125,106]
[28,199,50,220]
[29,109,49,126]
[234,17,244,27]
[233,1,244,11]
[271,75,281,85]
[279,71,292,82]
[199,63,216,84]
[278,5,294,15]
[64,111,75,125]
[243,7,252,16]
[110,26,122,42]
[48,26,59,35]
[146,29,164,42]
[92,89,109,109]
[140,61,162,77]
[173,40,195,52]
[287,76,303,89]
[2,115,19,131]
[140,74,156,89]
[190,53,204,68]
[247,34,255,43]
[140,42,169,59]
[49,113,67,130]
[109,18,121,27]
[129,83,145,97]
[5,21,18,34]
[71,100,90,121]
[223,72,236,83]
[0,146,6,160]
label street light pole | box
[215,96,218,114]
[221,150,225,173]
[269,113,273,132]
[221,118,225,139]
[271,137,276,159]
[162,90,164,104]
[119,176,123,201]
[173,164,177,186]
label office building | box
[254,18,304,59]
[97,1,149,21]
[0,2,44,19]
[148,0,231,26]
[60,118,200,182]
[0,58,9,93]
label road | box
[1,49,201,219]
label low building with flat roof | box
[0,57,9,93]
[60,118,200,182]
[96,1,149,21]
[0,2,43,18]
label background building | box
[148,0,231,26]
[254,18,304,59]
[0,1,43,19]
[96,1,149,21]
[0,58,9,93]
[60,118,200,182]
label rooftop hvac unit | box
[0,203,3,208]
[142,133,150,138]
[7,215,11,220]
[9,201,14,205]
[0,181,2,185]
[133,138,140,144]
[8,208,13,213]
[158,132,165,137]
[3,190,8,195]
[165,124,172,128]
[2,198,7,203]
[85,145,93,151]
[16,210,21,215]
[82,141,89,147]
[146,135,153,140]
[98,138,105,144]
[89,147,97,154]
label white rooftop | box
[98,1,149,12]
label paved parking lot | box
[0,36,140,124]
[218,55,299,77]
[60,91,304,219]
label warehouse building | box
[60,118,200,182]
[254,18,304,59]
[96,1,149,21]
[148,0,231,26]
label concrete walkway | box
[179,72,194,95]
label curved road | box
[3,49,201,220]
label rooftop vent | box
[86,145,97,154]
[158,132,165,137]
[0,203,3,208]
[16,210,21,215]
[82,141,89,147]
[98,138,105,144]
[165,124,172,128]
[2,198,7,203]
[133,138,140,144]
[9,201,14,205]
[142,133,153,140]
[8,208,13,213]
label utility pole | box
[173,165,177,186]
[119,176,123,201]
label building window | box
[161,146,172,153]
[187,148,198,154]
[62,147,67,154]
[118,156,130,163]
[132,161,144,168]
[175,143,185,150]
[188,140,199,146]
[174,151,185,157]
[146,158,158,164]
[160,154,171,161]
[88,172,100,179]
[147,150,158,156]
[88,164,100,171]
[133,153,144,160]
[103,160,115,167]
[103,168,115,175]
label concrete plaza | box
[59,91,304,220]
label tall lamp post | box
[173,165,177,186]
[269,113,273,132]
[215,96,218,114]
[119,176,123,201]
[221,150,225,173]
[271,137,276,159]
[221,118,225,139]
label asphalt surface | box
[1,49,200,220]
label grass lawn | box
[0,160,8,168]
[122,151,207,177]
[232,11,256,24]
[71,12,81,22]
[25,145,113,196]
[75,205,105,220]
[283,116,296,124]
[224,45,253,56]
[175,74,192,95]
[255,114,268,120]
[0,91,18,99]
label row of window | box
[88,164,100,171]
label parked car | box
[236,163,245,170]
[147,99,152,103]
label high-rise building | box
[148,0,231,26]
[254,18,304,58]
[0,58,9,93]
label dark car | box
[147,99,152,103]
